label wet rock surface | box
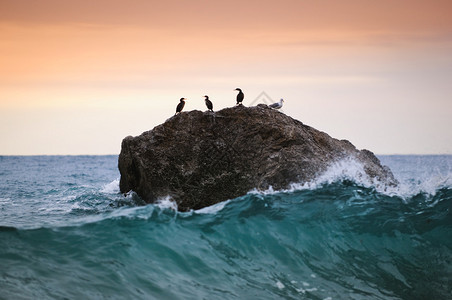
[119,104,397,211]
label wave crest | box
[251,156,452,202]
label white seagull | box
[269,98,284,109]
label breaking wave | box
[0,155,451,299]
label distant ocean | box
[0,155,451,299]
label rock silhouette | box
[119,104,397,211]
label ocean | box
[0,155,451,299]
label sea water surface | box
[0,155,451,299]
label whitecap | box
[155,196,178,211]
[276,281,285,290]
[296,288,306,294]
[101,179,120,194]
[294,157,376,190]
[195,200,230,214]
[378,155,452,198]
[0,197,11,204]
[67,205,157,227]
[249,157,378,195]
[249,155,452,202]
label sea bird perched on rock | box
[204,95,213,112]
[175,98,186,115]
[269,98,284,109]
[234,88,244,105]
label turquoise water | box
[0,155,451,299]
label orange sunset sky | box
[1,0,451,155]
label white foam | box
[293,277,320,295]
[276,281,285,290]
[195,200,230,214]
[298,157,377,190]
[249,156,452,201]
[111,205,157,219]
[386,173,450,200]
[101,179,120,194]
[155,196,178,211]
[0,197,11,204]
[69,202,90,212]
[66,205,156,227]
[378,155,452,199]
[250,157,377,196]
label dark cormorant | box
[269,98,284,109]
[234,88,244,105]
[175,98,186,115]
[204,95,213,112]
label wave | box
[2,155,451,299]
[3,155,450,232]
[251,157,452,204]
[114,156,452,215]
[100,178,120,194]
[6,180,451,232]
[1,184,451,299]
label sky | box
[1,0,451,155]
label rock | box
[118,104,397,211]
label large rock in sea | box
[119,105,396,211]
